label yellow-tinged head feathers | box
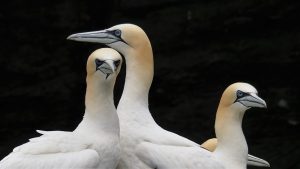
[86,48,122,79]
[219,82,266,109]
[214,83,268,169]
[108,24,150,48]
[68,24,154,106]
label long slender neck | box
[214,106,248,169]
[117,40,156,125]
[75,75,119,135]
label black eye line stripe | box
[96,59,120,69]
[95,59,103,71]
[95,59,104,64]
[235,91,247,102]
[106,30,130,46]
[237,90,250,97]
[234,91,264,107]
[106,30,121,37]
[114,60,121,67]
[234,90,253,103]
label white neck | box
[117,41,157,125]
[75,75,119,135]
[214,106,248,169]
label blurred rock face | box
[0,1,299,169]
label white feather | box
[0,48,122,169]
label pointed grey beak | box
[247,154,270,167]
[237,93,267,108]
[97,60,117,79]
[67,30,120,44]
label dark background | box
[0,0,299,169]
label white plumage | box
[201,138,270,167]
[67,24,267,169]
[0,48,122,169]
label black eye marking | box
[105,29,129,46]
[95,59,104,71]
[236,90,244,98]
[114,60,121,68]
[114,29,121,37]
[95,59,104,65]
[234,90,251,104]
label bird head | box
[219,82,267,112]
[67,24,150,55]
[87,48,122,80]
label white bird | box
[212,83,267,169]
[67,25,268,169]
[201,138,270,167]
[0,48,122,169]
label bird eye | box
[114,60,121,68]
[95,59,104,65]
[114,29,121,37]
[236,90,244,97]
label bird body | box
[201,138,270,167]
[0,48,122,169]
[68,24,216,169]
[68,25,268,169]
[213,83,267,169]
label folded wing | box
[136,142,224,169]
[0,130,100,169]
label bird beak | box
[247,154,270,167]
[237,93,267,108]
[97,60,116,79]
[67,30,120,44]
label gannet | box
[67,25,267,169]
[0,48,122,169]
[212,82,267,169]
[201,138,270,167]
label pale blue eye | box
[237,90,244,97]
[114,29,121,37]
[95,59,104,67]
